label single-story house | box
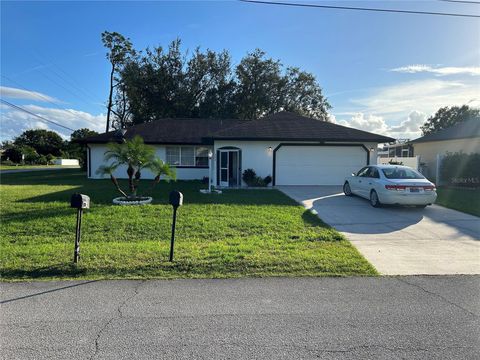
[82,111,394,187]
[410,118,480,180]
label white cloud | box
[332,110,427,141]
[350,78,480,116]
[0,104,106,141]
[335,113,389,134]
[389,111,425,134]
[391,65,480,76]
[0,86,59,103]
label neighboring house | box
[378,140,414,158]
[410,119,480,180]
[82,112,393,186]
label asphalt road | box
[1,276,479,359]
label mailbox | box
[70,193,90,209]
[169,191,183,208]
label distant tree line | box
[0,128,98,168]
[101,31,332,130]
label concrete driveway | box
[278,186,480,275]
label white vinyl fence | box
[377,156,420,170]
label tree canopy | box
[13,129,64,156]
[102,34,331,127]
[421,105,480,136]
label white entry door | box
[219,150,230,187]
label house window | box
[180,147,195,166]
[166,147,181,166]
[195,147,209,167]
[166,146,210,167]
[402,148,410,157]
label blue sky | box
[1,0,479,141]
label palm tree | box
[96,135,176,199]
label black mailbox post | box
[168,191,183,261]
[70,193,90,263]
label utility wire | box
[438,0,480,4]
[0,99,75,132]
[1,74,99,126]
[239,0,480,18]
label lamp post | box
[208,150,213,193]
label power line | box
[438,0,480,4]
[1,74,99,126]
[0,99,75,132]
[239,0,480,18]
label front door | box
[219,150,230,187]
[219,150,240,187]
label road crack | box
[89,280,146,360]
[396,277,478,318]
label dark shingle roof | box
[82,112,394,144]
[209,112,395,143]
[411,118,480,143]
[81,118,246,145]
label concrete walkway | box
[1,277,479,359]
[278,186,480,275]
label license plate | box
[409,187,420,193]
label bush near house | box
[242,169,272,187]
[440,152,480,188]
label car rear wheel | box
[343,182,353,196]
[370,190,381,208]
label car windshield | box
[381,167,425,179]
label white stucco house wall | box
[82,112,394,187]
[410,119,480,180]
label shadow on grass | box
[1,264,89,280]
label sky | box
[1,0,479,142]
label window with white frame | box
[166,146,209,167]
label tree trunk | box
[105,63,115,133]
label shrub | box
[0,159,16,166]
[242,169,272,187]
[263,175,272,186]
[440,152,480,187]
[38,155,48,165]
[242,169,257,185]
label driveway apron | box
[278,185,480,275]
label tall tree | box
[421,105,480,135]
[110,33,331,124]
[235,49,286,119]
[13,129,64,156]
[101,31,136,132]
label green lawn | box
[0,170,376,281]
[436,187,480,217]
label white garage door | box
[275,146,367,185]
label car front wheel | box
[370,190,381,208]
[343,182,353,196]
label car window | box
[357,167,369,177]
[381,167,425,179]
[368,167,380,178]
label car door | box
[364,167,380,195]
[356,167,372,198]
[351,167,369,195]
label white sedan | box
[343,165,437,208]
